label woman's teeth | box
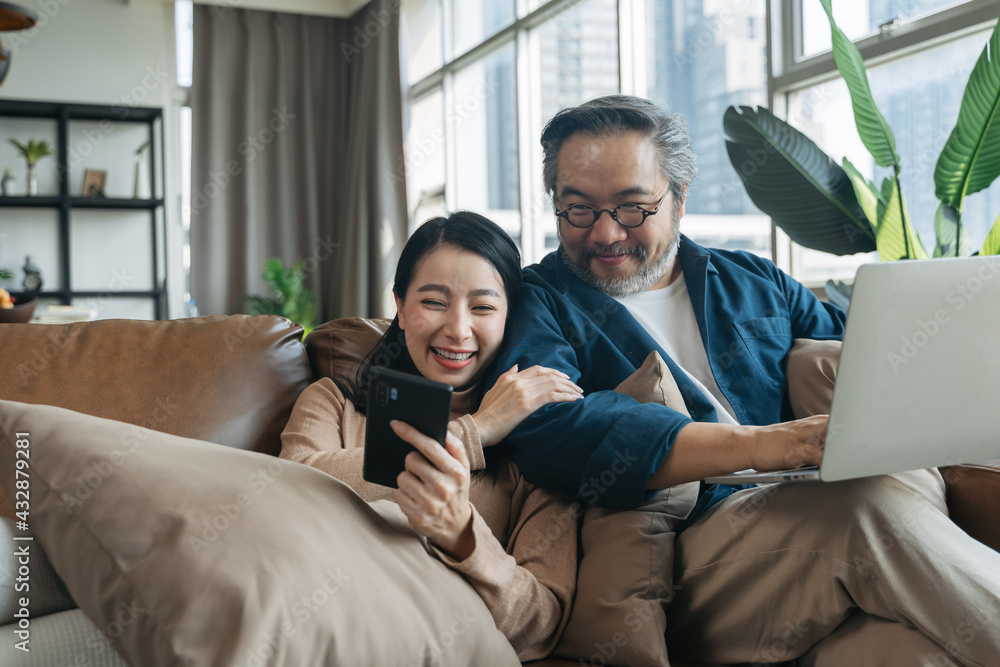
[433,348,474,361]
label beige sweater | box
[280,378,579,661]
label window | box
[799,0,965,59]
[404,0,999,281]
[175,0,194,312]
[643,0,770,257]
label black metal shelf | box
[71,197,164,210]
[0,197,163,210]
[0,99,167,319]
[0,196,63,207]
[0,99,162,124]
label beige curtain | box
[191,0,407,320]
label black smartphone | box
[363,367,454,488]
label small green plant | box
[8,138,54,167]
[0,269,12,281]
[3,166,12,179]
[245,258,317,337]
[135,141,150,157]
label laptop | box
[705,255,1000,485]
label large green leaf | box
[841,158,880,227]
[932,203,971,258]
[875,177,928,261]
[724,105,875,255]
[982,212,1000,255]
[819,0,900,169]
[934,20,1000,211]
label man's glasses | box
[555,189,670,229]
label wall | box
[0,0,184,319]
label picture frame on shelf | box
[82,169,107,197]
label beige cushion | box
[305,317,391,381]
[554,352,699,666]
[0,400,519,667]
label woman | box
[280,211,584,661]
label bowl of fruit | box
[0,287,37,323]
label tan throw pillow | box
[555,352,699,667]
[0,400,519,667]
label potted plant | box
[8,138,55,197]
[724,2,1000,286]
[245,258,318,337]
[1,167,13,196]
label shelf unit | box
[0,99,167,319]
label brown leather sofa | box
[2,314,999,667]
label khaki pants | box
[664,341,1000,666]
[666,469,1000,665]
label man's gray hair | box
[540,95,698,211]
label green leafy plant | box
[135,141,149,157]
[2,166,12,179]
[724,4,1000,261]
[245,258,317,337]
[8,138,55,167]
[0,269,12,281]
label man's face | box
[554,130,685,297]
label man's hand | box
[746,415,827,472]
[472,364,583,447]
[647,415,828,489]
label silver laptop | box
[705,255,1000,485]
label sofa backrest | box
[0,315,312,456]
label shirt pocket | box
[733,316,793,388]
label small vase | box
[27,166,37,197]
[134,160,150,199]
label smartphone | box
[363,367,454,488]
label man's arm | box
[496,286,695,510]
[646,416,827,489]
[773,259,846,341]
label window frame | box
[404,0,624,262]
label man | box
[492,95,1000,665]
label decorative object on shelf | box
[8,138,54,196]
[82,168,108,198]
[32,303,97,324]
[21,254,41,293]
[133,141,151,199]
[724,6,1000,270]
[245,258,317,337]
[0,287,36,323]
[0,2,38,88]
[1,166,12,196]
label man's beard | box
[558,216,681,298]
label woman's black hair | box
[337,210,522,416]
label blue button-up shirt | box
[492,235,846,526]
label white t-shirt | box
[616,273,740,425]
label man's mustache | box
[581,244,648,263]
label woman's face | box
[395,244,508,390]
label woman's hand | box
[391,420,476,560]
[746,414,827,471]
[473,365,584,447]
